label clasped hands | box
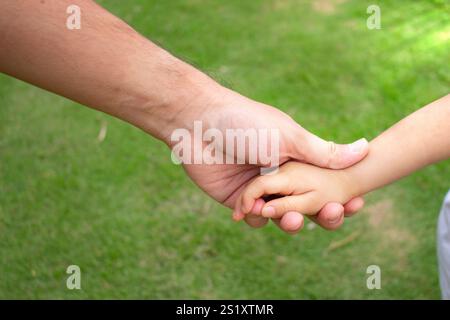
[179,87,369,235]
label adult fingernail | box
[327,215,341,224]
[261,206,276,218]
[349,138,368,154]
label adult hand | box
[0,0,367,234]
[174,87,368,234]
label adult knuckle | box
[326,140,337,167]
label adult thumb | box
[299,133,369,169]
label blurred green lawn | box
[0,0,449,299]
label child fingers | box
[232,193,245,221]
[260,193,318,218]
[232,208,245,221]
[241,175,290,214]
[233,198,265,221]
[250,198,266,215]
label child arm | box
[236,94,450,219]
[345,94,450,197]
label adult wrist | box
[140,62,226,146]
[118,53,226,145]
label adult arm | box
[0,0,368,233]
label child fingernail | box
[349,138,368,154]
[262,206,276,217]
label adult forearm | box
[0,0,222,142]
[345,94,450,197]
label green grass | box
[0,0,449,299]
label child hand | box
[234,161,357,220]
